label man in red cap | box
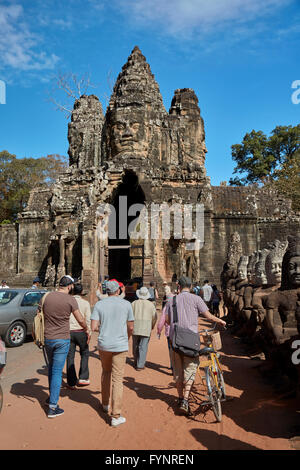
[110,279,125,298]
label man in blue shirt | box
[91,280,134,427]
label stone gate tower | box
[1,46,299,300]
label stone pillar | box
[56,237,66,282]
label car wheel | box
[5,321,27,347]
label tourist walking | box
[91,280,134,427]
[132,286,157,370]
[157,291,174,371]
[162,284,172,309]
[211,284,221,318]
[193,282,201,296]
[200,280,213,311]
[66,283,92,388]
[148,281,159,304]
[165,276,226,415]
[41,275,88,418]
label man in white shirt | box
[200,280,213,311]
[91,280,134,427]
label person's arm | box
[157,308,167,335]
[85,303,92,343]
[165,301,171,325]
[197,297,226,327]
[127,321,134,338]
[152,306,157,329]
[202,309,226,327]
[91,319,100,332]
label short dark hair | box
[178,276,192,288]
[59,276,74,287]
[73,283,83,295]
[204,280,209,284]
[150,281,155,286]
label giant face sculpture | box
[109,109,149,158]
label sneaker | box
[111,416,126,427]
[78,379,90,386]
[179,399,190,414]
[48,406,64,418]
[102,404,110,413]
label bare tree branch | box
[47,71,99,118]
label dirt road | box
[0,318,299,450]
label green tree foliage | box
[0,151,67,222]
[229,125,300,210]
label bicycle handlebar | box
[199,322,226,334]
[199,322,217,334]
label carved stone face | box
[265,240,287,285]
[237,256,248,281]
[254,250,269,286]
[288,255,300,288]
[109,109,149,158]
[266,255,283,285]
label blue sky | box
[0,0,299,185]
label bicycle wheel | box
[0,383,3,414]
[205,366,222,422]
[214,357,226,400]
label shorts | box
[171,349,199,383]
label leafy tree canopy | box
[0,151,67,222]
[229,124,300,210]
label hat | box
[106,280,120,293]
[110,278,124,288]
[136,286,151,300]
[59,275,75,287]
[33,277,40,283]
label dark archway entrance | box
[108,170,145,284]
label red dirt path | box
[0,316,299,450]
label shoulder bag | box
[171,295,201,357]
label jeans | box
[66,331,89,386]
[99,350,127,418]
[132,335,150,369]
[44,338,70,408]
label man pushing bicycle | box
[165,276,226,415]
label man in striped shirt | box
[165,276,226,414]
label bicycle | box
[197,324,226,422]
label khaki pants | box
[99,350,127,418]
[171,349,199,400]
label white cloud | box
[0,3,59,73]
[114,0,292,36]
